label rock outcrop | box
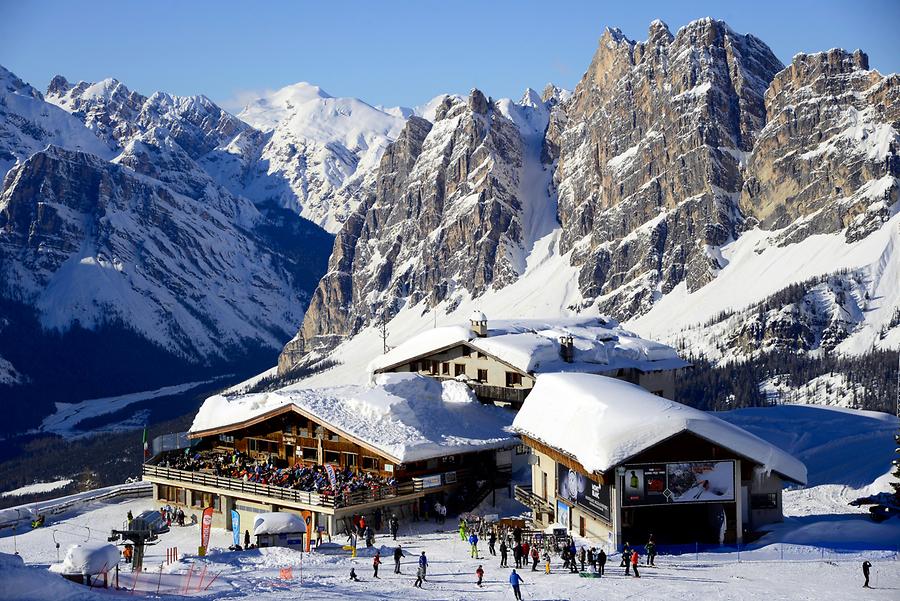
[281,89,542,366]
[552,18,784,315]
[741,49,900,244]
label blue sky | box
[2,0,898,111]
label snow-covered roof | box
[512,373,807,484]
[369,317,689,375]
[253,512,307,536]
[470,310,487,322]
[60,543,120,576]
[190,373,517,464]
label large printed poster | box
[557,464,611,521]
[621,460,735,506]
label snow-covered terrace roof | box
[189,373,517,465]
[253,512,307,536]
[368,317,690,375]
[512,373,807,485]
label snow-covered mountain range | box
[281,18,899,396]
[1,17,898,434]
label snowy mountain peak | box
[519,87,542,108]
[237,81,334,131]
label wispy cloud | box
[217,87,277,113]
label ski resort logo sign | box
[622,461,735,506]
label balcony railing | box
[514,484,553,513]
[142,464,416,509]
[467,383,530,404]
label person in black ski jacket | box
[393,545,403,574]
[500,541,509,567]
[244,529,251,548]
[488,531,497,556]
[862,560,872,588]
[597,548,607,576]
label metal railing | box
[514,484,553,513]
[142,464,415,509]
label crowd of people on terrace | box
[157,449,398,501]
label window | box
[477,352,486,359]
[462,347,472,357]
[506,371,523,387]
[324,450,340,464]
[235,503,265,514]
[751,493,778,510]
[362,456,380,470]
[410,361,419,372]
[159,485,186,505]
[218,434,234,444]
[248,438,278,454]
[282,423,293,435]
[302,447,317,460]
[454,363,465,377]
[430,360,439,374]
[343,452,358,467]
[477,369,488,383]
[441,362,450,375]
[191,490,220,512]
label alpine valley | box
[1,17,898,492]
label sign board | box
[443,471,457,484]
[231,510,241,547]
[556,464,611,521]
[200,507,214,549]
[556,499,571,530]
[621,460,735,506]
[419,475,442,489]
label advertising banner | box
[419,474,442,489]
[621,460,735,506]
[324,464,338,490]
[231,510,240,547]
[666,461,734,503]
[556,464,611,521]
[200,506,214,549]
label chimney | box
[470,310,488,337]
[559,335,574,363]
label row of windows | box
[157,485,220,512]
[295,447,380,470]
[408,359,528,387]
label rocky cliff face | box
[280,18,900,375]
[552,18,783,316]
[741,49,900,244]
[281,89,547,366]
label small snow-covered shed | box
[253,512,307,550]
[60,542,120,586]
[512,373,807,549]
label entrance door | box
[578,515,586,537]
[285,445,295,462]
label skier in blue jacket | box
[509,569,525,600]
[469,532,479,558]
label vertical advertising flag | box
[324,463,338,490]
[200,506,214,550]
[142,427,150,461]
[231,510,241,547]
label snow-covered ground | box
[0,480,73,499]
[1,405,898,600]
[37,378,230,438]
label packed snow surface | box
[512,373,807,483]
[190,373,516,463]
[252,512,307,536]
[1,479,73,498]
[369,317,689,374]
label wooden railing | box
[467,383,530,404]
[142,464,416,509]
